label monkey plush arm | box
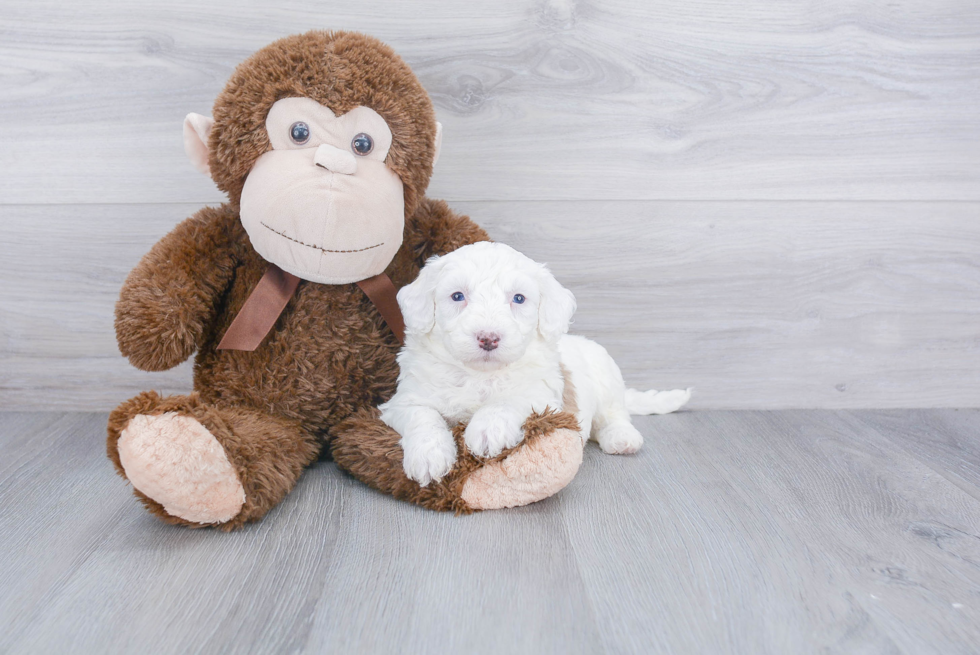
[115,205,240,371]
[407,197,490,262]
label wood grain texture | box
[849,409,980,501]
[558,409,980,653]
[1,409,978,653]
[2,1,978,409]
[0,0,978,203]
[2,201,978,410]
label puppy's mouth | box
[469,348,508,369]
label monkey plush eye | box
[451,292,465,302]
[513,294,526,304]
[351,133,374,155]
[289,122,311,145]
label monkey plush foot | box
[117,413,245,525]
[108,391,319,530]
[458,418,584,510]
[455,372,586,509]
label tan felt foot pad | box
[118,413,245,524]
[460,428,584,510]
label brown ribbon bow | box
[217,264,405,351]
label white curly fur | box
[380,242,691,486]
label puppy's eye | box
[351,133,374,156]
[289,122,311,145]
[513,294,526,304]
[451,292,465,302]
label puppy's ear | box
[398,256,445,334]
[536,265,577,341]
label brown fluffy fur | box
[109,31,577,529]
[209,31,438,217]
[331,368,581,512]
[331,408,580,514]
[108,391,318,531]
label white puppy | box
[380,242,691,486]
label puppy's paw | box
[597,423,644,455]
[401,430,457,487]
[464,407,526,458]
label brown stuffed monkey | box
[107,31,584,530]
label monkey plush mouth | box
[260,221,384,254]
[239,144,404,284]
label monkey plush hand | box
[107,31,584,529]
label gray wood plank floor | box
[1,410,977,654]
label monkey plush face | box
[181,31,443,284]
[238,97,405,283]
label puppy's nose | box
[477,332,500,351]
[314,144,357,175]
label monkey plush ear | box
[397,256,447,335]
[183,113,215,176]
[432,122,443,167]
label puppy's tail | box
[625,388,692,415]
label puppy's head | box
[398,242,576,370]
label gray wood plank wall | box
[1,0,978,410]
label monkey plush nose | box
[314,144,357,175]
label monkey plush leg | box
[330,408,583,512]
[455,411,585,510]
[107,392,319,530]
